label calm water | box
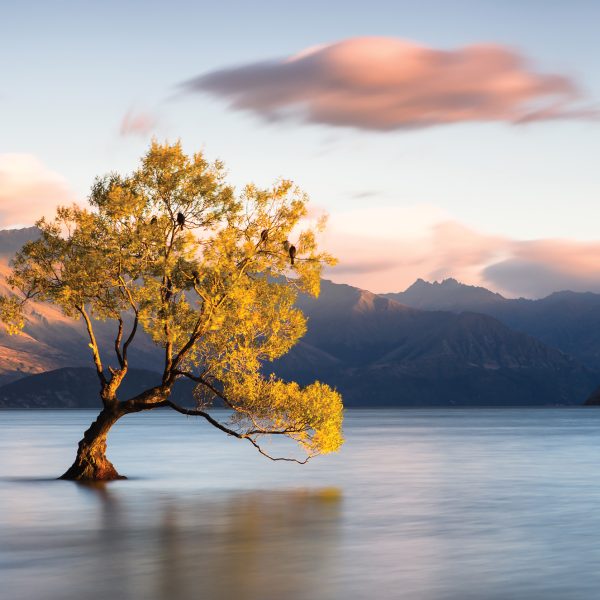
[2,409,600,600]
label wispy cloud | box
[180,37,597,131]
[120,109,158,137]
[323,206,600,298]
[0,155,74,228]
[351,190,382,200]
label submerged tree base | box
[59,407,127,481]
[59,453,126,481]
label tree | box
[0,141,344,480]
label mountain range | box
[0,227,161,386]
[384,278,600,370]
[272,280,597,406]
[0,367,196,409]
[1,228,599,407]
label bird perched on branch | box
[283,240,290,252]
[289,245,297,266]
[191,270,200,284]
[260,229,269,243]
[164,275,173,301]
[176,212,185,230]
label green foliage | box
[0,141,343,458]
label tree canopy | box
[0,141,343,471]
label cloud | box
[351,190,382,200]
[120,109,157,137]
[322,205,600,298]
[0,154,74,228]
[483,239,600,297]
[331,258,399,276]
[180,37,597,131]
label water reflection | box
[4,482,342,600]
[5,409,600,599]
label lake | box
[2,409,600,600]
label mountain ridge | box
[385,278,600,370]
[272,279,597,406]
[1,228,599,407]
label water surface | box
[2,409,600,600]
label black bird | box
[260,229,269,243]
[150,216,157,226]
[288,245,297,266]
[176,212,185,230]
[191,270,200,284]
[164,275,173,301]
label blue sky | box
[1,1,599,296]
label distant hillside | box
[0,228,162,384]
[271,280,597,406]
[385,278,506,312]
[385,278,600,370]
[1,228,598,407]
[0,226,40,256]
[0,367,196,408]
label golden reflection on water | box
[7,410,600,599]
[51,484,343,600]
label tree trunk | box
[60,406,126,481]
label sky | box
[1,0,599,298]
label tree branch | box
[173,369,232,407]
[169,307,210,374]
[163,399,311,464]
[122,314,138,365]
[245,436,312,464]
[161,224,178,381]
[172,369,305,433]
[116,275,139,366]
[114,318,124,368]
[120,385,171,412]
[77,304,107,387]
[169,241,263,376]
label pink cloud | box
[120,109,157,137]
[0,154,75,228]
[484,239,600,297]
[322,206,600,298]
[181,37,597,131]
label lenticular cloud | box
[181,37,596,131]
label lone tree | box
[0,141,343,480]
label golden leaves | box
[0,296,25,335]
[2,140,344,459]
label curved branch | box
[114,318,124,368]
[122,314,138,365]
[165,400,243,436]
[164,400,311,464]
[117,275,139,366]
[169,305,211,375]
[173,369,306,435]
[245,436,312,464]
[173,370,231,405]
[77,304,107,387]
